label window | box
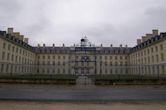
[2,52,5,60]
[148,56,150,63]
[152,56,154,63]
[155,46,158,52]
[147,49,150,54]
[16,48,18,53]
[144,57,147,64]
[15,56,18,62]
[53,69,55,73]
[48,56,50,59]
[58,68,60,73]
[58,56,61,59]
[47,61,50,65]
[144,50,146,55]
[12,46,15,52]
[115,61,118,66]
[42,61,45,65]
[161,53,164,61]
[120,62,123,66]
[100,56,102,60]
[63,62,65,66]
[105,69,107,74]
[11,55,14,61]
[110,69,112,74]
[8,44,11,51]
[63,56,66,60]
[58,61,60,65]
[53,56,55,59]
[160,44,163,50]
[52,61,55,65]
[1,64,4,72]
[20,49,22,54]
[110,62,112,66]
[156,54,159,62]
[151,47,153,53]
[3,42,6,49]
[7,53,10,61]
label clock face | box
[81,56,90,61]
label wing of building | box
[0,28,165,76]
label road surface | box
[0,84,166,102]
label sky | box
[0,0,166,47]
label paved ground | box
[0,84,166,102]
[0,101,166,110]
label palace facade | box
[0,28,165,76]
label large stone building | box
[0,28,165,76]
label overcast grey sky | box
[0,0,166,47]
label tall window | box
[53,56,55,59]
[151,47,153,53]
[105,56,107,60]
[156,54,159,62]
[155,46,158,52]
[53,61,55,65]
[11,55,14,61]
[15,56,18,62]
[47,61,50,65]
[161,53,164,61]
[2,52,5,60]
[147,49,150,54]
[152,56,154,63]
[48,56,50,59]
[115,56,117,60]
[7,53,10,61]
[160,44,163,50]
[12,46,15,52]
[58,56,61,59]
[8,44,11,51]
[3,42,6,49]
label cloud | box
[0,0,166,47]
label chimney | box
[120,44,122,47]
[63,43,65,47]
[53,44,55,47]
[7,27,13,34]
[101,44,103,47]
[137,39,142,45]
[43,44,45,47]
[24,38,29,44]
[13,32,24,41]
[146,33,153,39]
[142,36,146,42]
[19,35,24,41]
[152,29,159,36]
[110,44,113,47]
